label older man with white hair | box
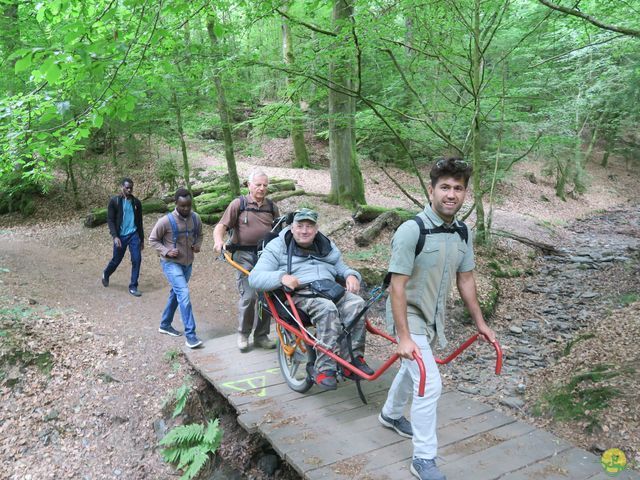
[214,170,279,351]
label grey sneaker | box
[185,336,203,349]
[410,458,446,480]
[159,326,182,337]
[101,272,109,287]
[237,333,249,352]
[378,412,413,438]
[129,288,142,297]
[254,336,276,349]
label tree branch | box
[379,166,424,209]
[275,8,337,37]
[537,0,640,38]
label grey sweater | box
[248,227,361,292]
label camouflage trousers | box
[233,250,270,340]
[293,291,366,374]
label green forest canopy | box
[1,0,639,237]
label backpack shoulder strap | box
[459,222,469,244]
[238,195,246,213]
[413,215,427,257]
[166,213,178,248]
[267,198,274,215]
[191,212,200,245]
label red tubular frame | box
[223,252,502,399]
[266,291,429,396]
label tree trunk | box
[584,108,606,164]
[171,90,194,206]
[327,0,365,207]
[487,62,507,234]
[600,122,619,167]
[206,17,240,198]
[471,0,487,244]
[281,2,310,168]
[1,2,19,93]
[65,157,81,209]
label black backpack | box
[383,215,469,287]
[226,195,276,253]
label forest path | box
[1,154,638,478]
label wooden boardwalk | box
[184,334,639,480]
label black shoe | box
[159,326,182,337]
[185,336,203,349]
[379,412,413,438]
[344,355,375,379]
[129,288,142,297]
[102,273,109,287]
[315,370,337,390]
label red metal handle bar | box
[434,333,503,375]
[365,320,426,396]
[266,291,428,397]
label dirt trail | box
[1,151,638,478]
[0,219,241,479]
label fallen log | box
[491,229,568,256]
[354,211,403,247]
[270,189,305,202]
[196,194,234,214]
[84,198,169,228]
[200,213,222,225]
[353,205,416,223]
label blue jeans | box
[160,261,197,339]
[104,232,141,290]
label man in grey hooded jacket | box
[248,208,373,390]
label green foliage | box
[533,364,631,432]
[164,348,181,362]
[615,292,639,307]
[160,420,223,480]
[157,157,180,191]
[344,244,387,261]
[562,333,596,357]
[487,259,524,279]
[172,382,191,418]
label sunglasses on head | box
[435,158,469,169]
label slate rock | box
[509,325,523,334]
[457,385,480,395]
[500,397,525,409]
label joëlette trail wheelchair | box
[223,215,503,404]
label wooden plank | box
[439,420,536,463]
[305,393,507,479]
[324,410,517,480]
[284,423,409,477]
[184,334,629,480]
[503,447,606,480]
[439,429,571,480]
[436,390,494,427]
[276,392,500,477]
[588,470,640,480]
[438,410,516,448]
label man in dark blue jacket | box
[102,178,144,296]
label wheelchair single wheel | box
[276,323,314,393]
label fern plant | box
[160,419,223,480]
[172,383,190,418]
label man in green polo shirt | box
[378,158,496,480]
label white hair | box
[247,170,269,184]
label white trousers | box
[381,333,442,459]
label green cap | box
[293,208,318,223]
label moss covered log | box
[84,198,169,228]
[352,205,417,223]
